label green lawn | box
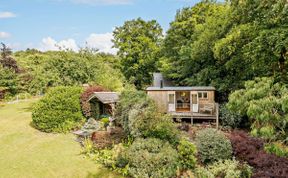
[0,99,121,178]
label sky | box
[0,0,201,53]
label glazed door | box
[168,91,176,112]
[191,92,199,113]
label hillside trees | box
[13,49,124,95]
[160,0,288,101]
[113,18,163,89]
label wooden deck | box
[169,103,219,128]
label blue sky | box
[0,0,201,53]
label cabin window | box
[168,94,175,104]
[198,92,208,99]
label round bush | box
[32,86,84,133]
[121,138,179,178]
[219,104,243,128]
[177,139,197,170]
[195,128,232,164]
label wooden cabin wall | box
[198,91,215,108]
[147,91,168,113]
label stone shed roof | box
[88,92,119,104]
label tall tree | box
[113,18,163,89]
[0,43,19,73]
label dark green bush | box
[32,86,85,133]
[195,128,232,164]
[121,138,179,178]
[219,104,243,128]
[177,139,197,170]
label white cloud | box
[39,37,79,51]
[0,32,11,38]
[0,12,16,18]
[86,33,117,54]
[71,0,132,5]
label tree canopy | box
[113,18,163,89]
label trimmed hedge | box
[195,128,232,164]
[32,86,84,133]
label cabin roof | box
[146,86,216,91]
[88,92,119,104]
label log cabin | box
[146,73,219,127]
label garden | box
[29,84,288,178]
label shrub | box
[139,112,180,146]
[264,142,288,158]
[219,104,243,128]
[116,89,180,145]
[229,130,288,178]
[91,127,126,149]
[195,128,232,164]
[121,138,179,178]
[80,85,107,118]
[195,159,252,178]
[227,77,288,141]
[177,139,197,170]
[115,89,151,134]
[32,86,84,133]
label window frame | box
[198,91,208,99]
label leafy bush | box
[264,142,288,158]
[32,86,85,133]
[116,89,180,145]
[219,104,243,128]
[195,128,232,164]
[115,89,151,134]
[227,77,288,141]
[177,139,197,170]
[229,130,288,177]
[80,85,107,118]
[195,159,252,178]
[121,138,179,178]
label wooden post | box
[216,103,219,129]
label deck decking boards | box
[169,103,219,129]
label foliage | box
[195,159,252,178]
[264,142,288,158]
[160,0,288,102]
[229,130,288,177]
[195,128,232,164]
[116,89,180,145]
[219,104,243,128]
[32,86,85,133]
[80,85,107,118]
[91,127,126,149]
[14,50,124,95]
[120,138,179,178]
[113,18,163,89]
[0,65,19,98]
[0,43,20,73]
[177,139,197,170]
[227,77,288,141]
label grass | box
[0,99,121,178]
